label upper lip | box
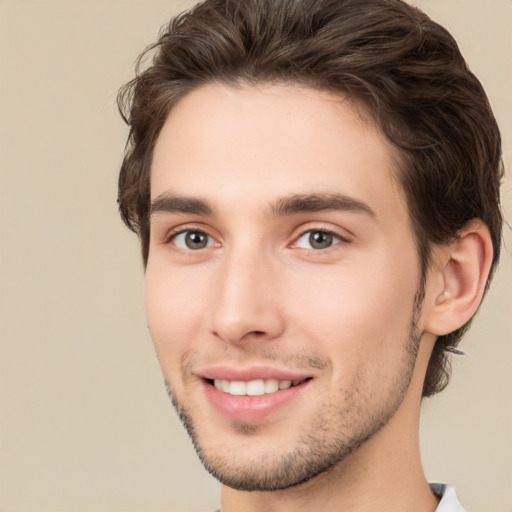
[197,365,313,382]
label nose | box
[208,248,285,345]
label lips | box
[199,367,313,422]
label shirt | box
[431,483,466,512]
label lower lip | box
[203,380,310,423]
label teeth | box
[264,379,279,393]
[213,378,305,396]
[246,379,265,396]
[229,381,246,396]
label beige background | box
[0,0,510,511]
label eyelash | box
[293,228,347,251]
[164,226,348,253]
[163,226,216,249]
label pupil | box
[186,231,207,249]
[309,231,332,249]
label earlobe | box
[424,220,494,336]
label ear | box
[423,220,494,336]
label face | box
[146,83,426,491]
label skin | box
[146,82,446,512]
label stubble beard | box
[165,292,424,492]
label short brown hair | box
[117,0,503,396]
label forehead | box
[151,82,405,221]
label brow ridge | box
[150,192,376,220]
[150,193,214,216]
[268,193,376,219]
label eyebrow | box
[268,193,377,220]
[150,192,376,220]
[150,194,214,217]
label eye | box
[172,230,215,250]
[295,230,343,250]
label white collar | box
[431,483,466,512]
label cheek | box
[286,256,419,372]
[292,260,416,327]
[145,263,210,372]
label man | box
[117,0,503,510]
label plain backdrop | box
[1,1,510,511]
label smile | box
[212,378,309,396]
